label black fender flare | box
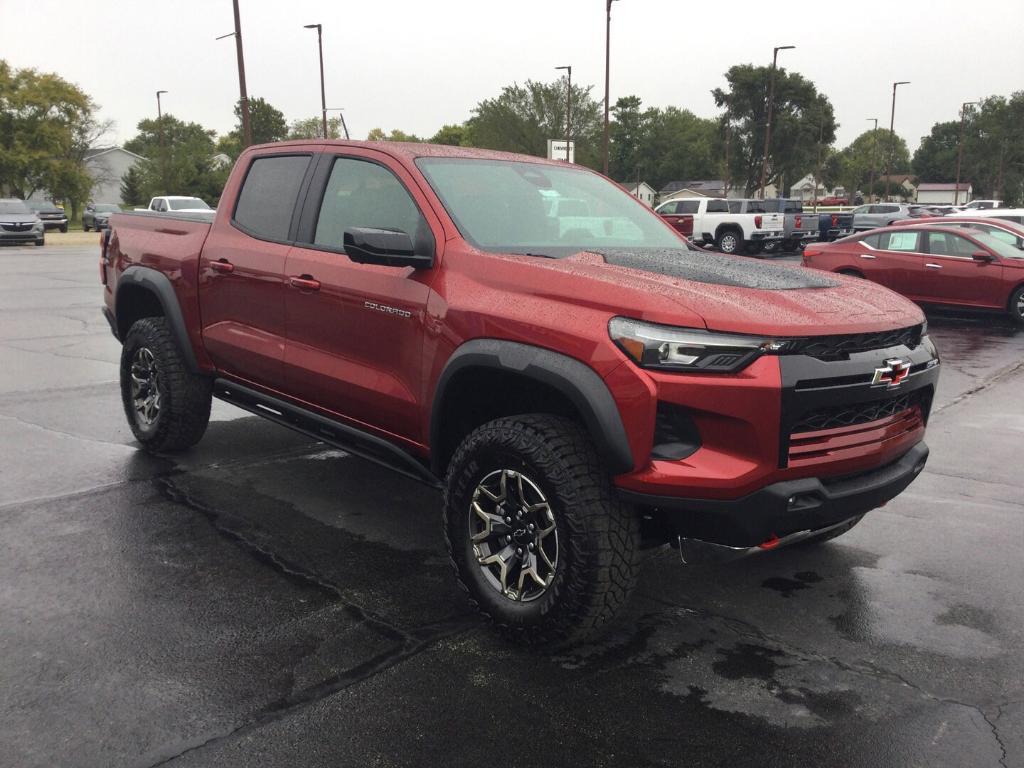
[114,265,200,372]
[430,339,635,476]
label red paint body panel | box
[105,140,936,507]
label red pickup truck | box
[101,141,940,646]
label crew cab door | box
[920,230,1004,307]
[656,200,695,237]
[283,150,440,444]
[198,152,314,390]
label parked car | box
[803,223,1024,324]
[947,207,1024,225]
[957,199,1003,211]
[817,211,855,242]
[908,216,1024,250]
[812,196,849,206]
[26,201,68,232]
[742,198,818,253]
[83,203,123,231]
[906,205,935,219]
[850,203,914,231]
[136,196,213,213]
[0,199,45,246]
[655,196,783,254]
[654,198,695,239]
[101,140,939,646]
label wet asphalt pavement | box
[1,246,1021,768]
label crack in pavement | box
[932,358,1024,415]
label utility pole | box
[814,122,824,207]
[602,0,619,175]
[216,1,251,148]
[758,45,795,199]
[884,81,910,202]
[866,117,878,202]
[723,120,731,198]
[955,101,979,205]
[156,90,167,190]
[556,65,572,162]
[304,24,327,138]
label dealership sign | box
[546,140,575,163]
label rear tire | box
[838,269,864,278]
[444,414,641,648]
[120,316,212,452]
[715,229,742,254]
[1010,285,1024,326]
[796,515,863,546]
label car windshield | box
[94,204,121,213]
[972,231,1024,259]
[168,198,209,210]
[29,202,60,212]
[0,200,31,214]
[416,158,686,255]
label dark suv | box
[27,201,68,233]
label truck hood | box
[538,247,923,336]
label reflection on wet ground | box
[1,249,1021,767]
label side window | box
[233,155,311,241]
[706,199,729,213]
[679,200,700,214]
[313,157,424,249]
[659,201,679,214]
[880,231,921,252]
[727,200,741,213]
[861,233,882,248]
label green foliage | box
[232,96,288,146]
[123,114,227,205]
[119,164,145,206]
[429,123,469,146]
[366,127,423,142]
[712,64,836,195]
[288,115,346,140]
[464,78,604,169]
[826,129,909,201]
[0,60,104,215]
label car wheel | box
[35,237,44,247]
[120,316,212,451]
[838,269,864,278]
[795,515,863,546]
[60,225,68,233]
[444,414,641,648]
[716,230,741,254]
[1010,285,1024,326]
[83,223,90,232]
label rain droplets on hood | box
[590,248,840,291]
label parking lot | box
[1,244,1021,767]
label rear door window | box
[658,201,680,214]
[880,231,921,252]
[233,154,312,241]
[706,199,729,213]
[679,200,700,214]
[925,231,978,257]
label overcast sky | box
[3,0,1023,158]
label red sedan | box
[802,223,1024,324]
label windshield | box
[28,202,60,212]
[973,231,1024,259]
[416,158,686,255]
[94,204,121,213]
[168,198,209,210]
[0,201,31,214]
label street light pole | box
[602,0,619,176]
[955,100,979,206]
[814,122,824,207]
[304,24,327,139]
[324,108,350,140]
[156,90,167,190]
[866,117,878,202]
[884,81,910,202]
[758,45,795,199]
[556,65,572,162]
[216,1,251,148]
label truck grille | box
[788,325,923,361]
[1,223,33,232]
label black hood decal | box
[590,248,840,290]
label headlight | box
[609,317,791,373]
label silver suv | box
[850,203,913,231]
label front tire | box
[120,316,212,451]
[444,414,641,648]
[1010,285,1024,326]
[715,229,742,254]
[34,237,44,247]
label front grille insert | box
[791,391,922,433]
[787,325,923,361]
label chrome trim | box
[676,518,852,565]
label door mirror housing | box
[343,227,434,269]
[971,250,995,262]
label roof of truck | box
[246,139,574,167]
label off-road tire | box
[795,515,863,546]
[444,414,641,648]
[1009,285,1024,326]
[120,316,212,452]
[715,229,742,254]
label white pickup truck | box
[654,197,784,255]
[135,196,213,214]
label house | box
[84,147,146,204]
[657,179,755,205]
[876,174,917,201]
[626,181,656,207]
[916,182,973,205]
[788,173,846,202]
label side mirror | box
[971,250,995,262]
[343,227,434,269]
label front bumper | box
[0,229,43,243]
[620,442,928,547]
[40,218,68,230]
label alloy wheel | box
[469,468,558,602]
[130,347,162,427]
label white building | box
[627,181,656,207]
[916,182,972,205]
[788,174,846,202]
[84,147,146,204]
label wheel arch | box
[429,339,634,477]
[114,266,199,372]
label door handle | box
[289,275,321,291]
[210,259,234,273]
[925,263,942,269]
[859,254,876,260]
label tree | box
[465,78,604,169]
[119,164,145,206]
[226,96,287,149]
[608,96,647,182]
[366,127,422,142]
[123,114,228,205]
[826,128,910,202]
[288,115,345,140]
[429,123,469,146]
[0,60,104,217]
[712,64,836,195]
[912,121,960,183]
